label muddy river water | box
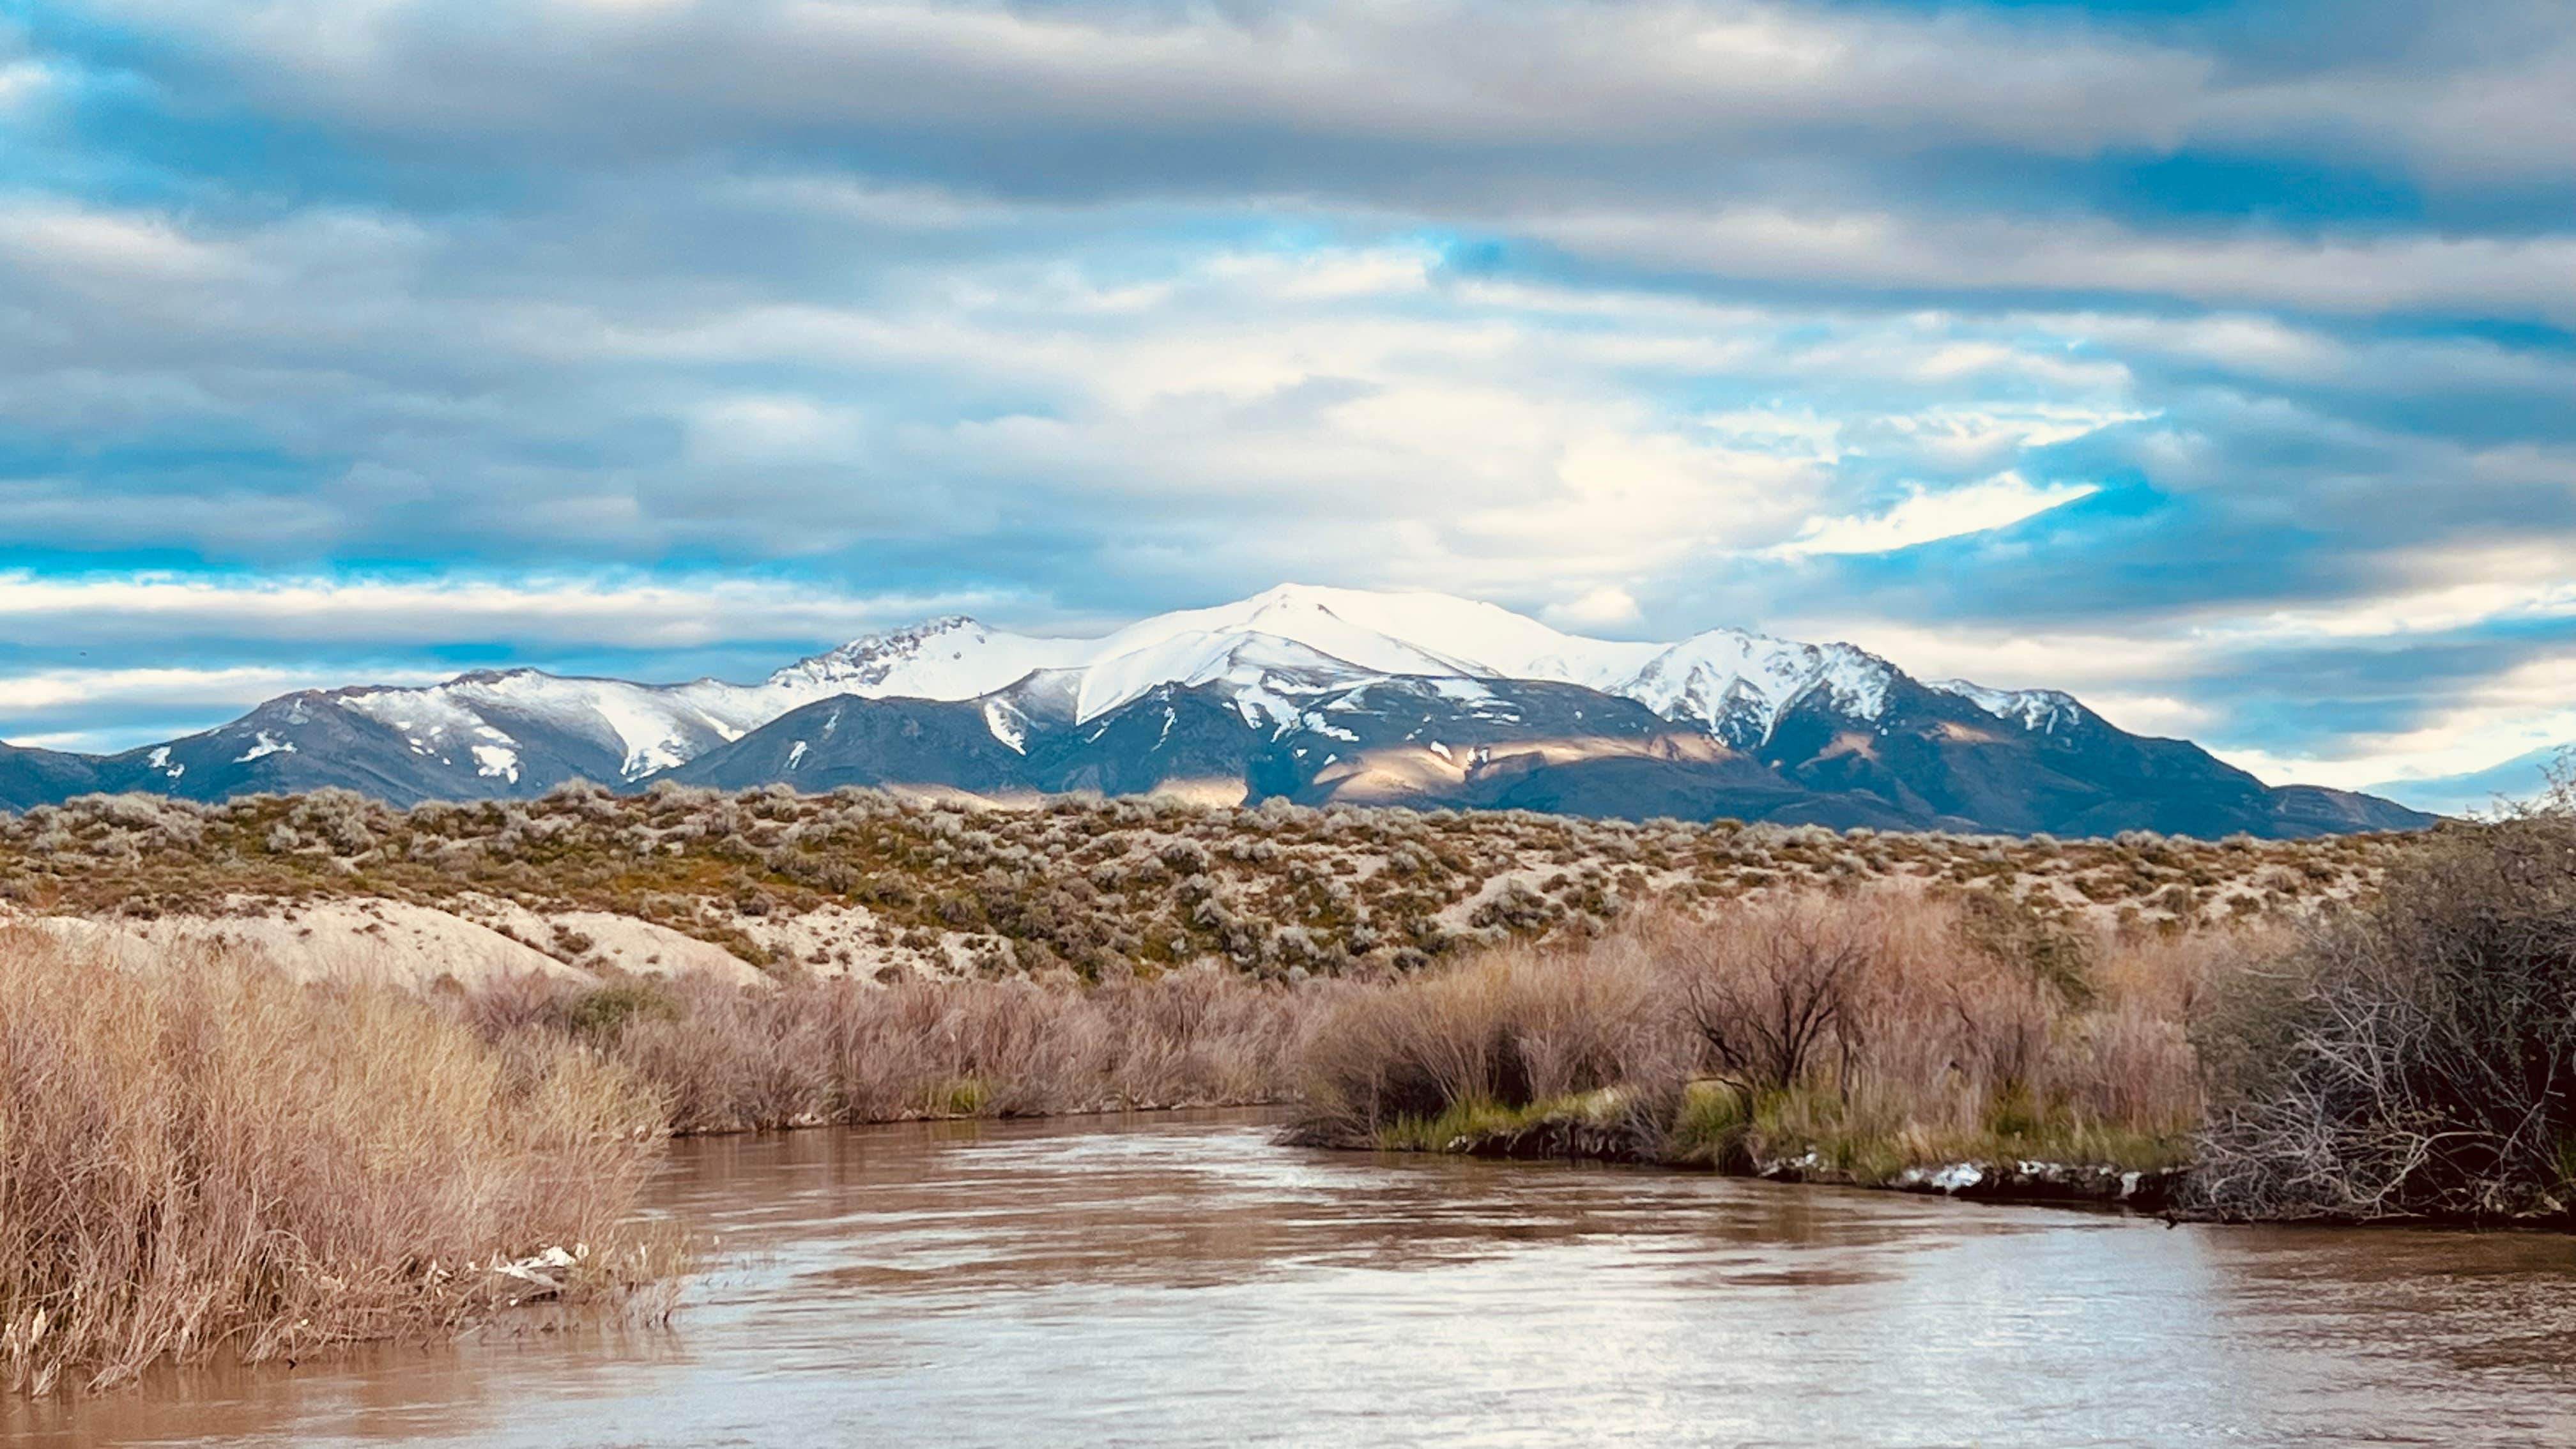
[16,1109,2576,1446]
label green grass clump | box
[564,981,678,1041]
[929,1077,991,1117]
[1665,1078,2188,1184]
[1372,1091,1626,1153]
[1666,1079,1751,1165]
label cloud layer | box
[2,1,2572,796]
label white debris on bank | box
[490,1245,586,1302]
[1890,1159,2181,1205]
[1899,1162,1987,1193]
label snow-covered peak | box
[1931,680,2088,735]
[1623,631,1898,744]
[1074,631,1396,726]
[1177,583,1662,687]
[334,670,783,780]
[768,616,1078,700]
[760,585,1641,726]
[1066,613,1478,723]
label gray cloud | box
[3,0,2573,789]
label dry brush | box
[0,931,673,1395]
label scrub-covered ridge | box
[0,784,2409,987]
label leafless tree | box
[1676,901,1875,1094]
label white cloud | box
[0,572,1007,649]
[1544,585,1643,629]
[59,0,2215,157]
[0,58,57,112]
[1769,473,2097,558]
[0,197,236,285]
[0,664,435,714]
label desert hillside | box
[1,783,2412,990]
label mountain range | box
[0,585,2434,837]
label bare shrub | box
[1668,895,1878,1093]
[2192,818,2576,1220]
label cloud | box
[0,572,1003,649]
[1,1,2573,790]
[1520,206,2576,323]
[45,0,2576,202]
[0,572,1032,751]
[2365,746,2558,819]
[1544,585,1643,630]
[2216,650,2576,793]
[1769,473,2099,558]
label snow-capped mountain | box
[0,585,2435,837]
[747,583,1923,744]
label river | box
[16,1110,2576,1447]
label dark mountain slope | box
[664,668,2435,838]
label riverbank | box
[469,963,1329,1135]
[1,923,1353,1394]
[1286,815,2576,1227]
[1283,1085,2189,1211]
[1285,885,2216,1209]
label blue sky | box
[2,0,2573,807]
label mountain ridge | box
[0,585,2437,837]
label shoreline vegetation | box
[0,929,1323,1394]
[9,785,2576,1393]
[1287,811,2576,1230]
[1283,889,2207,1205]
[0,937,679,1395]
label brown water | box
[15,1110,2576,1448]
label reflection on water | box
[15,1110,2576,1447]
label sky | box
[2,0,2573,810]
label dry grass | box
[1296,932,1691,1140]
[0,930,673,1395]
[1292,886,2245,1180]
[469,966,1338,1133]
[0,928,1329,1397]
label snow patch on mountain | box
[337,670,788,780]
[774,585,1647,726]
[234,732,296,763]
[1933,680,2087,735]
[1197,585,1659,687]
[983,698,1030,755]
